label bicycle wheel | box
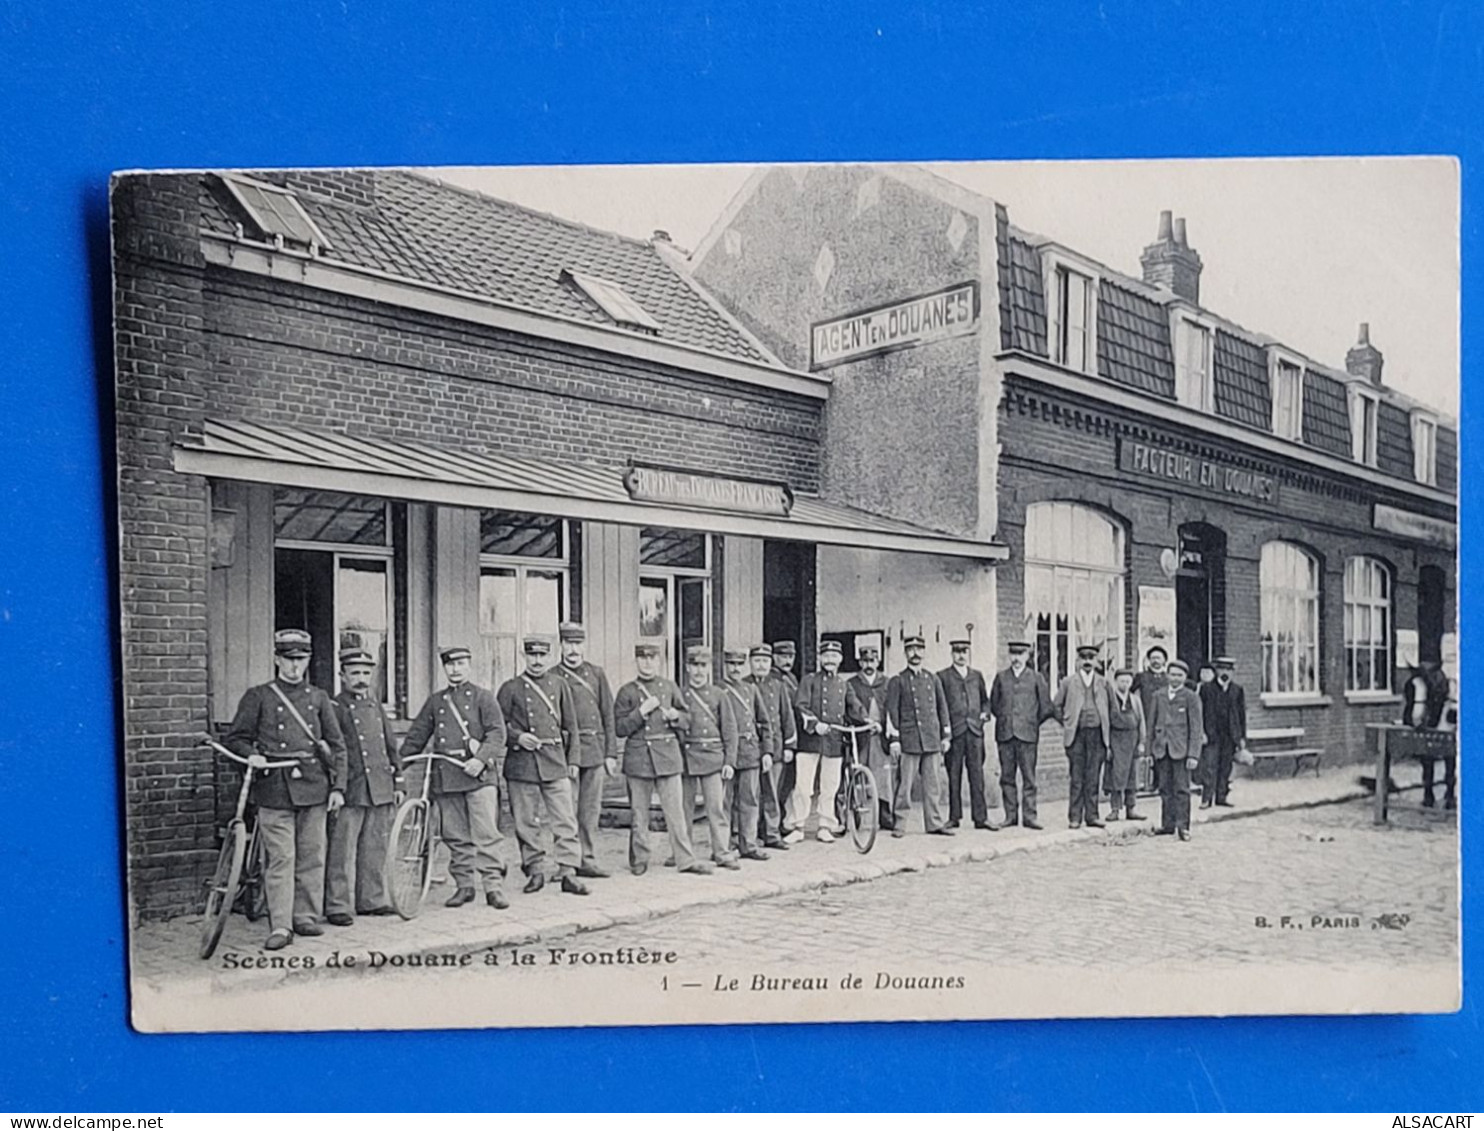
[846,765,878,854]
[388,799,432,920]
[239,828,268,922]
[199,820,247,960]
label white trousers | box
[787,752,843,833]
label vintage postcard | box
[115,159,1459,1032]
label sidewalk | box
[132,766,1382,997]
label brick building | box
[690,164,1457,795]
[112,170,1005,920]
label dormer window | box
[1349,386,1380,466]
[1269,351,1305,441]
[562,270,661,335]
[1042,250,1098,374]
[221,175,330,252]
[1411,411,1438,485]
[1172,315,1214,413]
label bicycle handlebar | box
[201,737,302,771]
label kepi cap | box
[339,648,375,668]
[771,640,796,656]
[902,635,926,649]
[523,635,554,655]
[1005,640,1031,653]
[274,629,312,657]
[439,645,472,664]
[949,638,971,649]
[748,643,774,658]
[634,642,662,659]
[557,621,586,643]
[685,644,712,664]
[723,647,749,663]
[819,640,843,656]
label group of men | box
[222,624,1248,951]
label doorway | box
[763,540,816,670]
[639,527,712,682]
[1419,564,1445,663]
[1175,523,1226,673]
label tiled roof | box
[202,171,774,367]
[1437,426,1458,489]
[1213,330,1271,430]
[1097,280,1175,397]
[1302,369,1353,458]
[1004,237,1048,354]
[1376,400,1415,479]
[995,206,1014,352]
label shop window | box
[1344,557,1392,694]
[1023,502,1125,692]
[1411,412,1437,485]
[478,510,572,689]
[640,527,707,569]
[274,490,398,708]
[1271,359,1304,440]
[1174,317,1214,413]
[1349,387,1379,466]
[1260,541,1321,696]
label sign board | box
[810,281,979,370]
[623,465,792,517]
[1118,439,1279,506]
[1442,632,1459,684]
[1137,585,1177,663]
[1395,628,1420,669]
[1373,503,1456,549]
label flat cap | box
[1214,655,1237,668]
[1166,659,1190,675]
[558,621,586,642]
[1075,643,1101,658]
[274,628,313,657]
[1005,640,1031,653]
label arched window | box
[1024,502,1125,691]
[1260,541,1321,695]
[1344,557,1392,693]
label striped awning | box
[175,418,1006,561]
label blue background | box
[0,0,1478,1112]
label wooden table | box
[1367,722,1456,824]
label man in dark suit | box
[325,648,403,926]
[1052,643,1112,829]
[988,640,1052,830]
[938,639,999,830]
[1149,659,1204,841]
[885,635,953,838]
[1198,655,1247,809]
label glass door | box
[478,565,566,689]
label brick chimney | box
[1345,322,1384,386]
[1141,209,1203,304]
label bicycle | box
[386,752,467,920]
[825,722,880,854]
[199,737,303,960]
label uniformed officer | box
[846,641,893,831]
[747,643,796,850]
[401,645,509,909]
[614,643,713,876]
[498,636,588,896]
[771,639,802,837]
[680,645,742,870]
[325,649,404,925]
[721,646,773,861]
[885,635,953,837]
[794,639,851,842]
[223,629,348,950]
[552,621,619,878]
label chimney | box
[1345,322,1384,386]
[652,229,672,244]
[1141,210,1203,304]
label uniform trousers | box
[684,771,738,862]
[1156,757,1192,832]
[757,757,786,843]
[1065,727,1105,825]
[324,802,392,916]
[789,752,843,833]
[997,737,1039,824]
[893,750,948,833]
[726,766,762,855]
[507,777,581,877]
[257,802,328,932]
[945,732,999,824]
[628,774,699,871]
[575,763,607,867]
[437,786,506,891]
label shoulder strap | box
[520,673,562,723]
[269,683,319,742]
[444,688,473,742]
[725,684,751,712]
[687,687,719,727]
[562,665,601,704]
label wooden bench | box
[1244,726,1322,778]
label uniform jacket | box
[846,671,890,764]
[988,665,1053,744]
[681,682,739,776]
[498,670,579,784]
[1198,678,1247,753]
[795,670,852,758]
[1149,684,1204,762]
[614,675,690,779]
[748,673,797,759]
[722,678,772,771]
[401,681,506,795]
[1053,670,1112,748]
[553,660,617,767]
[886,666,952,755]
[225,679,348,810]
[333,688,402,807]
[938,664,990,738]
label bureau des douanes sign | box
[810,282,979,370]
[1118,439,1280,506]
[623,465,793,517]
